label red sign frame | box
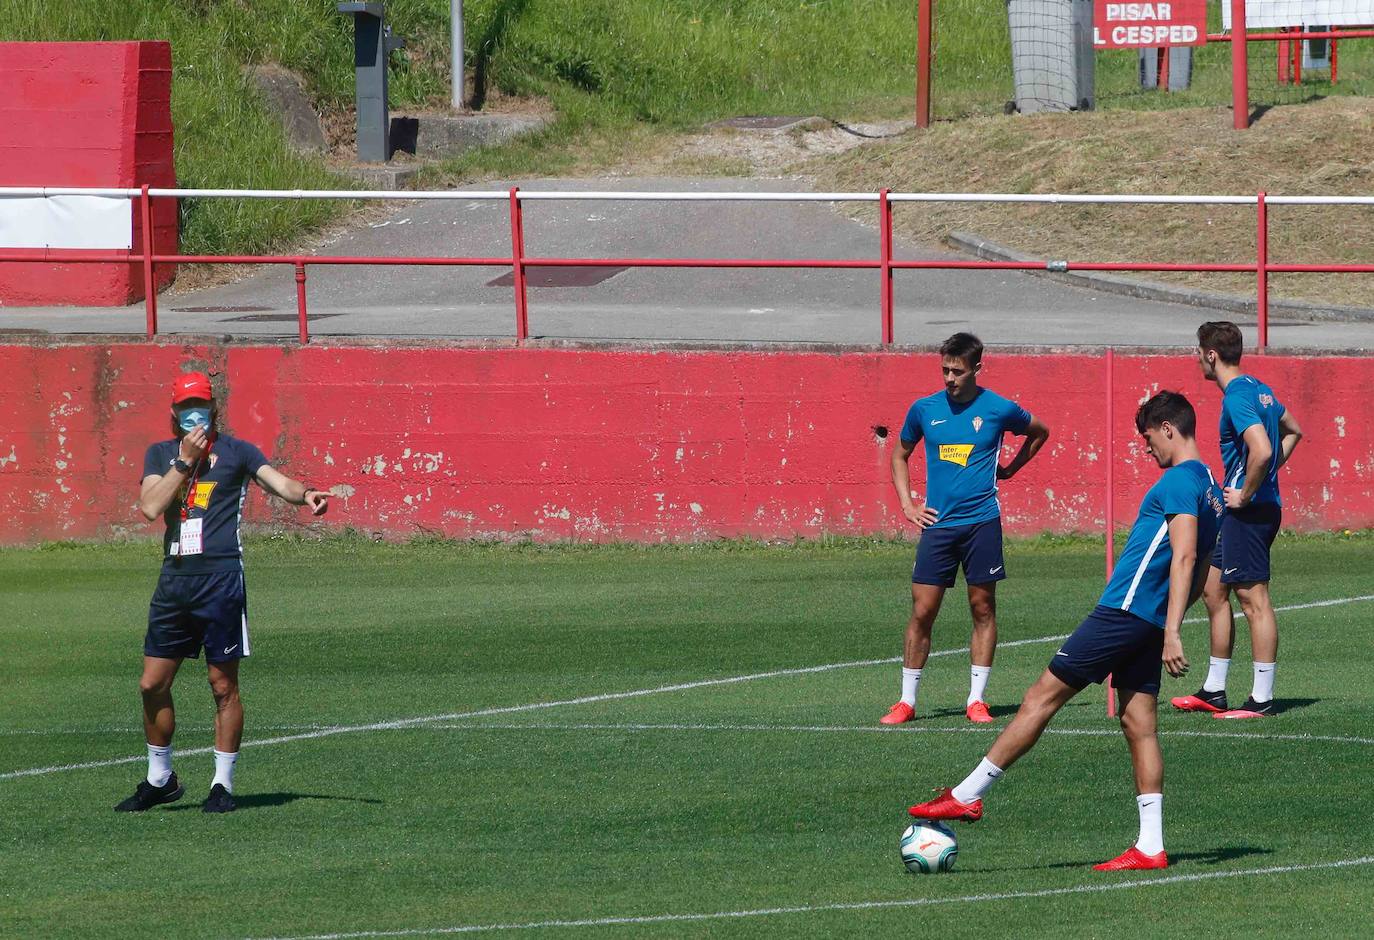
[1093,0,1208,48]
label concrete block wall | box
[0,343,1367,544]
[0,42,177,306]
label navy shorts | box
[1048,605,1164,695]
[1210,503,1282,584]
[913,518,1006,588]
[145,570,250,663]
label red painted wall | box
[0,343,1368,545]
[0,42,176,306]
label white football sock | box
[968,665,992,706]
[1252,662,1276,703]
[146,743,173,787]
[1203,656,1230,694]
[1135,793,1164,856]
[211,749,238,793]
[900,667,923,708]
[951,757,1003,804]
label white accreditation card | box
[178,518,204,556]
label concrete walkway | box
[5,177,1372,349]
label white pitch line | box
[249,855,1374,939]
[4,593,1371,782]
[0,634,1048,782]
[417,722,1374,747]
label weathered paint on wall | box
[0,343,1367,545]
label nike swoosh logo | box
[1224,568,1239,575]
[1055,651,1069,657]
[989,566,1003,574]
[931,419,947,425]
[223,645,238,655]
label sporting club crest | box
[972,416,983,432]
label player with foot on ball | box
[906,392,1222,871]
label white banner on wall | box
[0,195,133,250]
[1223,0,1374,29]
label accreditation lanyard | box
[175,437,214,556]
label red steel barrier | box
[7,187,1371,350]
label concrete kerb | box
[947,230,1374,324]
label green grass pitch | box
[2,535,1372,938]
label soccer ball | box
[900,820,958,873]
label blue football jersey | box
[899,388,1032,529]
[1219,375,1285,506]
[1099,460,1224,628]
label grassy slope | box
[1,535,1372,936]
[814,96,1374,308]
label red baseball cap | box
[171,371,214,404]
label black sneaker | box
[1214,696,1277,719]
[202,783,237,813]
[1169,688,1228,713]
[114,773,185,812]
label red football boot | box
[1092,846,1168,871]
[880,701,916,725]
[1213,696,1276,719]
[1170,688,1228,713]
[907,787,983,822]
[965,701,994,724]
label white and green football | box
[900,819,958,873]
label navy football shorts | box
[145,570,250,663]
[1210,503,1282,584]
[1048,605,1164,695]
[912,518,1006,588]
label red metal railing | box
[4,186,1374,348]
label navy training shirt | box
[1219,374,1285,507]
[899,388,1033,528]
[1099,460,1223,628]
[142,434,269,575]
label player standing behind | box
[1172,321,1303,719]
[115,370,337,814]
[907,391,1223,871]
[882,333,1050,725]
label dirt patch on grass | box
[610,119,911,177]
[808,98,1374,309]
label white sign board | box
[0,195,133,250]
[1223,0,1374,29]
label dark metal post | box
[338,2,404,162]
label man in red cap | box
[116,368,335,814]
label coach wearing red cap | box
[115,369,334,814]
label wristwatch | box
[172,457,192,474]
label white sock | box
[1203,656,1230,694]
[1252,662,1276,703]
[900,667,923,708]
[211,749,238,793]
[951,757,1003,804]
[1135,793,1164,856]
[146,743,173,787]
[968,665,992,707]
